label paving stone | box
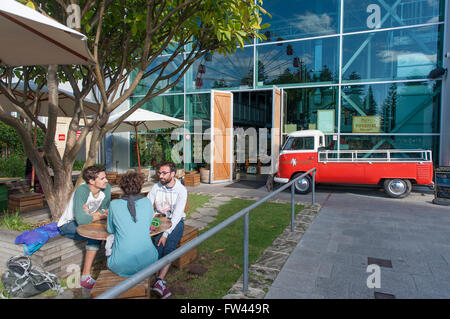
[198,216,216,224]
[268,237,298,254]
[196,207,219,216]
[184,219,208,230]
[189,212,202,219]
[254,250,290,270]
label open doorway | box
[232,90,274,183]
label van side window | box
[282,137,315,150]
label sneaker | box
[152,279,172,299]
[80,275,96,289]
[151,279,164,296]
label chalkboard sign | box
[433,167,450,206]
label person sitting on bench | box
[57,165,111,289]
[147,161,187,299]
[106,171,158,277]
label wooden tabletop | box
[76,217,172,240]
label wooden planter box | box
[184,173,200,187]
[8,193,44,213]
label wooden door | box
[271,87,282,174]
[211,91,233,182]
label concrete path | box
[265,185,450,299]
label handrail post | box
[291,182,295,232]
[243,211,249,293]
[312,169,316,205]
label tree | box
[0,0,269,220]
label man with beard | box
[147,161,187,299]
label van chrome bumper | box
[274,177,289,184]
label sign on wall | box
[352,116,381,133]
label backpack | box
[1,255,63,298]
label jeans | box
[58,221,100,251]
[153,219,184,259]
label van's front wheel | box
[383,179,412,198]
[292,173,312,194]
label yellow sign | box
[352,116,381,133]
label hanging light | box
[195,77,203,88]
[198,64,206,74]
[293,57,300,68]
[286,44,293,56]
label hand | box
[100,209,109,218]
[157,236,167,247]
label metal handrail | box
[95,168,317,299]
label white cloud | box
[290,12,335,35]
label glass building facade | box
[122,0,449,172]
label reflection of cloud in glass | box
[426,16,439,24]
[290,12,334,35]
[377,50,436,64]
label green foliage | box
[0,153,26,178]
[0,210,36,232]
[72,159,86,171]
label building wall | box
[128,0,448,168]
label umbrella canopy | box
[0,82,99,116]
[108,108,186,133]
[0,0,94,66]
[108,108,186,171]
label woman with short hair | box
[107,171,158,277]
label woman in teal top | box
[106,172,158,277]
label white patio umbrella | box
[0,0,94,66]
[108,109,186,172]
[0,81,99,116]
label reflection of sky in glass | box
[260,0,340,42]
[133,55,184,95]
[343,25,439,82]
[257,37,339,85]
[343,0,444,33]
[187,47,254,91]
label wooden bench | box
[90,269,151,299]
[173,224,198,269]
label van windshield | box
[282,136,315,151]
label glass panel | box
[132,55,184,95]
[282,136,315,150]
[260,0,340,42]
[343,0,444,33]
[284,86,339,133]
[129,95,184,119]
[186,47,254,91]
[233,91,272,129]
[341,81,441,133]
[185,93,211,133]
[256,37,339,86]
[130,132,184,169]
[342,25,441,82]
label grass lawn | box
[185,193,212,219]
[167,198,304,299]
